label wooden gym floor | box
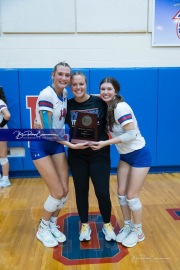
[0,173,180,270]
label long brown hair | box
[99,77,124,130]
[0,86,7,104]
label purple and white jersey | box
[109,102,145,154]
[35,86,67,129]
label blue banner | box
[0,129,69,141]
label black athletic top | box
[66,95,109,155]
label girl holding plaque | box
[66,71,116,242]
[91,77,151,248]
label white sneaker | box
[0,179,11,188]
[102,223,116,241]
[79,223,91,241]
[122,228,145,247]
[36,224,58,248]
[50,221,66,243]
[116,226,131,243]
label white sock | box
[40,218,50,228]
[124,220,133,227]
[50,216,58,224]
[134,223,142,234]
[2,176,9,181]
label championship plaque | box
[71,112,98,144]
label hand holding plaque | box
[71,112,98,145]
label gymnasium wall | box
[0,67,180,177]
[0,0,180,68]
[0,0,180,175]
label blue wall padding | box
[18,69,53,170]
[0,67,180,174]
[0,69,23,171]
[157,68,180,165]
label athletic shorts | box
[30,140,65,160]
[120,146,152,168]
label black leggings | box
[68,148,111,223]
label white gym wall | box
[0,0,179,68]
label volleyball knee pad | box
[127,198,142,211]
[0,157,8,165]
[57,196,67,210]
[44,195,61,212]
[118,195,128,206]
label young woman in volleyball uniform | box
[30,62,71,248]
[92,77,151,248]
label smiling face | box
[100,82,116,104]
[70,74,88,102]
[52,65,71,94]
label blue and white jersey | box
[0,99,8,129]
[35,86,68,129]
[109,102,145,154]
